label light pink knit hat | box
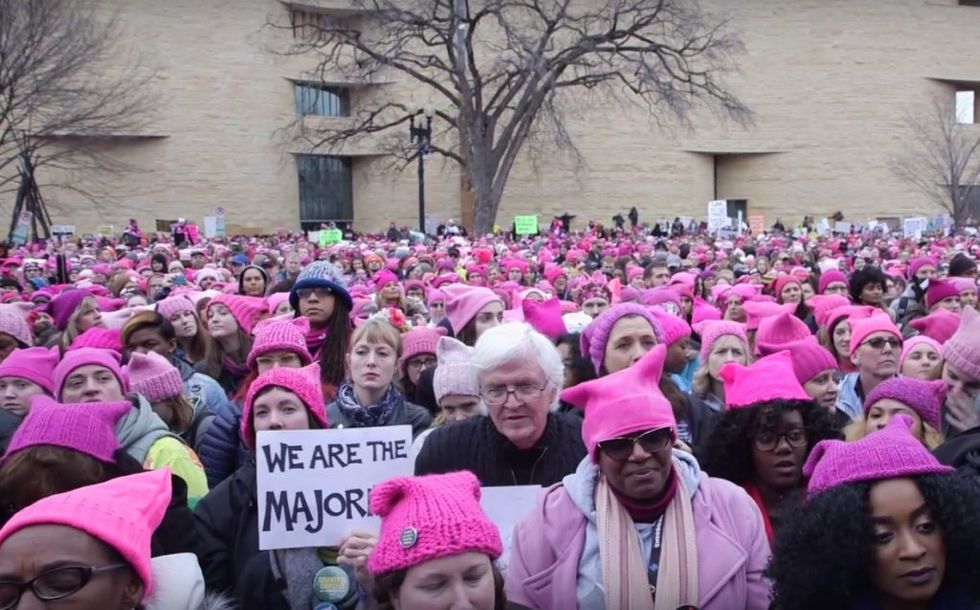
[901,335,943,370]
[0,469,172,598]
[848,314,902,356]
[0,306,32,347]
[755,311,812,356]
[942,305,980,381]
[241,363,327,450]
[247,316,314,370]
[125,351,183,402]
[719,350,811,409]
[433,336,479,403]
[367,471,502,576]
[67,327,122,354]
[693,320,748,363]
[442,284,502,335]
[909,309,960,345]
[155,295,195,321]
[399,327,447,368]
[207,293,267,334]
[0,346,59,394]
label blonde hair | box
[844,416,944,450]
[351,318,402,358]
[61,297,100,349]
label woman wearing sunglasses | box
[507,345,771,610]
[698,352,839,544]
[837,315,905,421]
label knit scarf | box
[305,327,328,357]
[221,354,250,380]
[596,472,698,610]
[334,382,401,428]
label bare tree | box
[891,94,980,229]
[273,0,749,234]
[0,0,155,219]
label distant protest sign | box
[707,200,728,232]
[257,426,414,550]
[514,215,538,235]
[319,228,343,246]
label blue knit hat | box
[289,261,352,311]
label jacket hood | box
[563,449,702,522]
[145,553,234,610]
[115,394,175,462]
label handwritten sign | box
[319,228,343,246]
[707,200,728,232]
[256,426,414,550]
[514,215,538,235]
[904,217,927,240]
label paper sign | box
[816,218,830,234]
[514,215,539,235]
[10,211,32,245]
[307,231,320,243]
[256,427,414,550]
[96,225,114,237]
[51,224,75,235]
[479,485,541,571]
[904,217,927,240]
[319,228,343,246]
[834,221,851,234]
[707,200,728,232]
[748,215,765,236]
[203,216,217,238]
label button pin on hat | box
[400,526,418,548]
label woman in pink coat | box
[506,345,772,610]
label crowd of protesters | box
[0,214,979,609]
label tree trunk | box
[472,188,501,236]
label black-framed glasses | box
[597,428,673,461]
[296,287,333,300]
[0,564,128,609]
[481,382,548,406]
[753,428,807,452]
[406,356,437,371]
[861,337,902,352]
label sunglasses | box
[862,337,902,351]
[596,428,673,461]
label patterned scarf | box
[334,381,401,428]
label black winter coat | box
[0,409,20,456]
[193,459,259,595]
[415,413,586,486]
[326,392,432,437]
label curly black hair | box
[697,399,841,485]
[768,472,980,610]
[849,266,888,304]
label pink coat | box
[505,471,772,610]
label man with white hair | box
[415,322,586,486]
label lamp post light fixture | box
[409,106,434,235]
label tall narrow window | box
[296,155,354,224]
[955,90,976,124]
[295,84,350,117]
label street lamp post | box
[409,106,434,235]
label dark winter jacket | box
[196,400,248,488]
[325,394,432,437]
[0,409,20,456]
[194,458,259,595]
[415,413,587,486]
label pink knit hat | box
[0,307,32,347]
[207,293,267,334]
[442,285,502,335]
[909,309,960,345]
[864,377,945,431]
[247,316,314,370]
[649,307,691,346]
[47,289,94,331]
[399,326,447,368]
[580,303,665,375]
[807,294,850,329]
[693,320,748,363]
[68,326,122,353]
[0,469,172,597]
[562,345,675,458]
[901,335,943,370]
[925,280,960,310]
[942,306,980,381]
[373,269,399,290]
[719,350,810,409]
[367,471,502,576]
[521,297,565,340]
[691,298,722,326]
[782,338,838,385]
[241,363,327,450]
[817,270,848,294]
[755,311,812,356]
[773,275,801,302]
[53,347,126,400]
[741,300,795,332]
[125,352,183,402]
[0,346,59,394]
[908,257,938,280]
[848,315,902,356]
[155,295,195,321]
[433,337,479,403]
[3,395,129,463]
[804,415,953,499]
[265,292,291,315]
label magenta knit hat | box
[426,288,446,306]
[47,289,94,331]
[908,257,938,280]
[0,307,32,347]
[373,269,399,290]
[864,377,945,431]
[155,295,195,321]
[125,352,183,402]
[521,297,566,340]
[849,315,902,356]
[909,309,960,345]
[562,345,676,459]
[901,335,943,370]
[773,275,801,302]
[241,363,327,450]
[207,293,267,334]
[53,348,126,400]
[808,294,850,329]
[0,469,172,598]
[804,415,953,499]
[0,346,59,394]
[925,280,960,310]
[3,395,129,463]
[580,303,665,375]
[68,327,122,354]
[693,320,748,363]
[247,316,314,370]
[818,270,848,294]
[719,351,811,409]
[442,284,502,335]
[782,338,838,385]
[433,337,479,403]
[649,307,691,346]
[399,326,447,368]
[755,311,812,356]
[367,471,502,576]
[942,306,980,381]
[691,298,722,326]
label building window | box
[960,0,980,6]
[295,84,350,117]
[955,90,977,124]
[290,9,330,40]
[297,155,354,224]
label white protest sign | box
[904,217,927,240]
[816,218,830,234]
[479,485,541,572]
[834,221,851,234]
[707,200,728,232]
[256,426,414,550]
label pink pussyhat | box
[941,305,980,382]
[649,307,692,346]
[755,311,812,356]
[561,344,676,459]
[241,363,327,450]
[909,308,961,346]
[367,471,502,576]
[807,295,850,329]
[848,315,901,356]
[741,300,796,332]
[900,335,943,370]
[803,415,953,499]
[0,346,60,394]
[693,320,748,363]
[0,469,172,598]
[521,297,566,340]
[864,377,945,431]
[719,350,811,409]
[247,316,314,370]
[3,395,130,463]
[441,284,502,335]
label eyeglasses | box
[597,428,673,461]
[753,428,807,452]
[481,382,549,406]
[0,564,128,609]
[861,337,902,351]
[406,356,437,371]
[296,287,333,300]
